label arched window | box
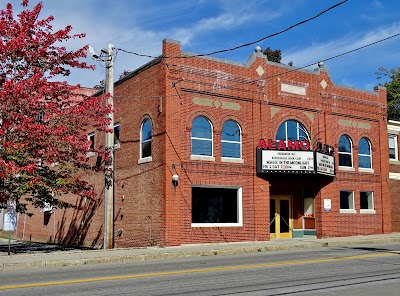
[191,116,213,156]
[221,120,241,159]
[338,135,353,167]
[276,120,310,142]
[358,137,372,169]
[140,118,152,159]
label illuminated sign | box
[256,139,335,176]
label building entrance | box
[270,196,292,239]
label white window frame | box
[139,119,152,164]
[358,137,373,173]
[191,117,215,161]
[221,120,243,163]
[338,135,354,170]
[360,191,375,214]
[389,134,398,161]
[86,132,95,157]
[191,186,243,227]
[114,123,120,149]
[340,190,356,214]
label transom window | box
[191,116,213,156]
[389,134,398,160]
[221,120,241,159]
[140,118,152,159]
[358,137,372,169]
[338,135,353,167]
[276,120,310,142]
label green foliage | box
[263,47,282,63]
[377,67,400,119]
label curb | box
[2,236,400,271]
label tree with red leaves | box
[0,1,111,214]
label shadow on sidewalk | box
[0,239,92,255]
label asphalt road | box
[1,242,400,295]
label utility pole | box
[104,43,114,249]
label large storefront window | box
[276,120,310,142]
[192,187,242,227]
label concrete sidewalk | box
[1,233,400,271]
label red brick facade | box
[4,39,393,247]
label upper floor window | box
[86,132,95,157]
[191,116,213,156]
[114,123,120,149]
[358,137,372,169]
[276,120,310,143]
[140,118,152,159]
[338,135,353,167]
[221,120,241,159]
[389,134,398,160]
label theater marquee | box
[256,139,335,176]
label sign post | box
[3,200,17,255]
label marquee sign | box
[256,139,335,176]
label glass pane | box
[114,124,120,145]
[287,120,297,141]
[389,148,396,159]
[360,192,369,209]
[358,138,370,155]
[276,124,286,141]
[270,199,276,234]
[192,139,212,156]
[339,135,351,152]
[142,141,151,158]
[340,191,351,209]
[142,119,152,142]
[389,136,395,148]
[192,116,211,138]
[222,120,240,142]
[359,155,371,169]
[339,154,352,166]
[192,187,238,223]
[222,142,240,158]
[280,199,289,233]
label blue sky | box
[10,0,400,91]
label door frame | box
[270,195,293,239]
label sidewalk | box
[1,233,400,271]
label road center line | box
[0,252,396,291]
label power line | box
[115,0,348,59]
[113,32,400,100]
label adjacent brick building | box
[4,39,393,247]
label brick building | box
[388,120,400,232]
[4,39,393,248]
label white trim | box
[190,155,215,161]
[358,168,374,173]
[340,209,357,214]
[339,166,355,172]
[221,157,244,163]
[138,156,152,164]
[191,186,243,227]
[389,172,400,180]
[360,209,376,214]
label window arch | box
[276,120,310,142]
[358,137,372,169]
[140,118,152,159]
[338,135,353,167]
[191,116,213,156]
[221,120,242,159]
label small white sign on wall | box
[324,199,331,212]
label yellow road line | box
[0,252,396,291]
